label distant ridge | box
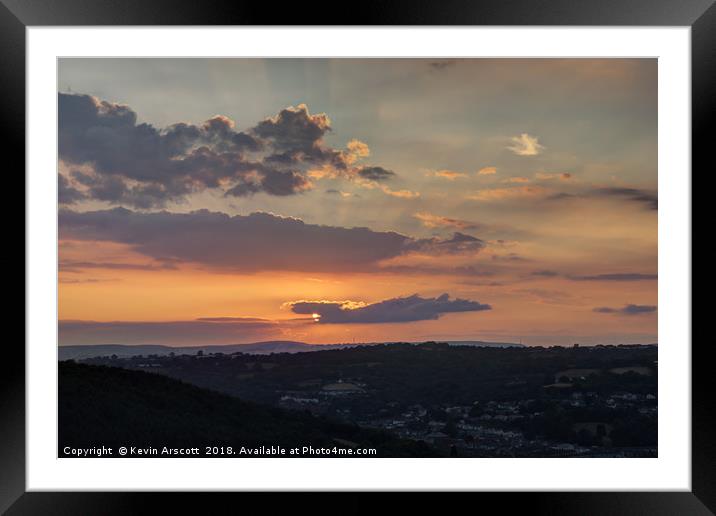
[57,341,353,360]
[442,340,525,349]
[58,339,527,360]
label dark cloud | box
[224,168,311,197]
[58,318,285,345]
[593,304,657,315]
[531,270,559,277]
[528,271,658,281]
[246,104,352,173]
[547,192,577,201]
[548,186,657,210]
[59,208,483,273]
[591,187,658,210]
[71,169,179,209]
[252,104,329,154]
[324,189,356,199]
[59,93,267,207]
[59,260,177,273]
[462,280,505,287]
[58,174,86,205]
[407,232,485,255]
[58,278,117,284]
[357,166,395,181]
[378,264,495,277]
[491,252,528,262]
[58,94,391,207]
[569,273,657,281]
[289,293,491,324]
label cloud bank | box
[548,186,657,211]
[59,208,484,273]
[288,293,491,323]
[591,187,658,211]
[569,273,657,281]
[593,304,657,315]
[59,318,287,345]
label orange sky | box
[58,58,657,346]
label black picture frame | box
[5,0,707,512]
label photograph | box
[56,57,659,459]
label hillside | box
[59,361,436,457]
[83,342,656,408]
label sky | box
[57,58,657,347]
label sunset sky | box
[57,58,657,346]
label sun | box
[311,313,321,322]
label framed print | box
[7,0,708,512]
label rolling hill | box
[59,361,436,457]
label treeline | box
[83,342,657,408]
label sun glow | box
[312,313,321,322]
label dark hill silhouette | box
[58,339,525,360]
[57,340,349,360]
[59,361,436,457]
